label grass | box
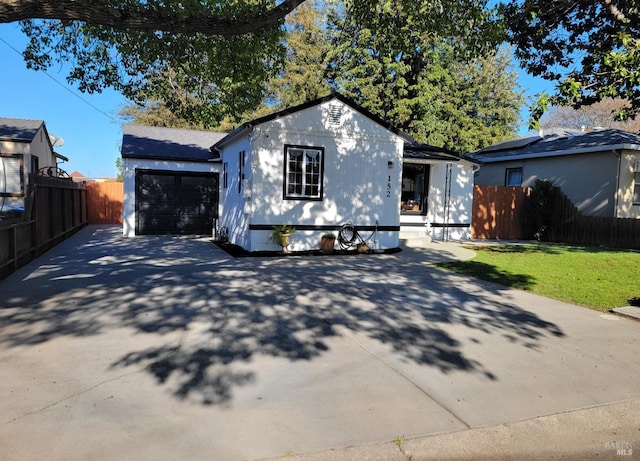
[437,243,640,311]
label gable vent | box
[328,104,343,126]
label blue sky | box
[1,21,552,177]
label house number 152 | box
[387,176,392,198]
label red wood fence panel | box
[86,181,124,224]
[471,185,531,239]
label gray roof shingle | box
[0,117,43,142]
[470,128,640,162]
[121,124,226,162]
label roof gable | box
[121,124,226,162]
[212,93,413,149]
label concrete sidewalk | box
[1,226,638,460]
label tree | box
[501,0,640,127]
[20,17,285,127]
[5,0,502,126]
[327,3,522,153]
[119,1,332,130]
[120,0,521,153]
[264,0,332,108]
[115,157,124,182]
[541,98,640,133]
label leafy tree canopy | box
[501,0,640,128]
[5,0,501,127]
[121,0,521,152]
[327,1,522,152]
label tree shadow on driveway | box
[0,226,564,405]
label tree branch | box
[0,0,307,36]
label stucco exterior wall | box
[122,158,221,237]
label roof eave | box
[475,143,640,163]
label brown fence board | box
[86,182,123,224]
[472,185,530,239]
[548,188,640,249]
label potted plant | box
[271,224,296,253]
[320,232,336,253]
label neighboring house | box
[469,128,640,219]
[121,93,477,250]
[121,124,225,236]
[0,117,68,213]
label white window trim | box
[284,145,324,201]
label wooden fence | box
[548,188,640,249]
[86,181,123,224]
[471,185,531,239]
[0,175,87,280]
[472,184,640,249]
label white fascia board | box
[477,143,640,163]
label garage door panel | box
[135,170,218,235]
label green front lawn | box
[437,243,640,311]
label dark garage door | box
[136,170,219,235]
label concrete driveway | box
[1,225,639,460]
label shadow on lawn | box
[0,226,564,405]
[438,260,535,291]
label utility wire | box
[0,35,119,123]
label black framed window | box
[284,145,324,200]
[401,163,429,213]
[633,172,640,205]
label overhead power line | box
[0,35,119,123]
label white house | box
[121,94,477,249]
[0,117,68,217]
[212,94,405,252]
[401,142,478,241]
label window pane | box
[285,146,323,199]
[634,173,640,204]
[0,156,23,195]
[506,168,523,186]
[401,163,427,212]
